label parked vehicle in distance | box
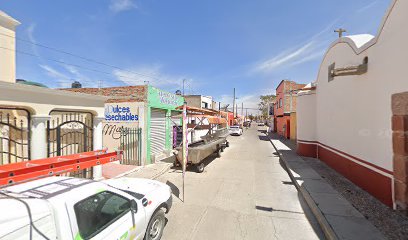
[229,125,243,136]
[0,176,172,240]
[258,122,265,126]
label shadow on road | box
[166,180,182,201]
[255,205,303,215]
[170,152,219,173]
[258,135,271,141]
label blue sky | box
[1,0,391,112]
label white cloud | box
[219,93,265,115]
[40,65,70,80]
[39,64,72,88]
[356,0,379,13]
[62,65,99,87]
[26,23,36,43]
[252,19,339,74]
[40,64,99,88]
[109,0,137,13]
[112,64,186,90]
[254,41,317,73]
[26,23,41,57]
[290,49,327,66]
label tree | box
[259,95,276,118]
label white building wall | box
[201,96,213,109]
[309,0,408,172]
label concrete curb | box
[267,135,338,240]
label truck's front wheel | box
[145,209,165,240]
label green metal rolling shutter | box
[150,108,166,157]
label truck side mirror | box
[130,199,137,227]
[130,199,137,213]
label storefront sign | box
[148,86,184,109]
[158,90,181,106]
[103,103,141,152]
[105,104,139,122]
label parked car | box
[243,121,251,127]
[258,122,265,126]
[0,176,172,240]
[229,125,243,136]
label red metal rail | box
[0,150,122,186]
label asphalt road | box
[156,125,325,240]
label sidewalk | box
[102,155,174,180]
[125,161,172,179]
[267,132,385,240]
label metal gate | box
[150,109,166,157]
[120,128,142,165]
[47,111,93,178]
[0,108,30,165]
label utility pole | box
[182,79,186,96]
[241,102,243,117]
[233,88,236,118]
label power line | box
[0,46,155,85]
[0,191,50,240]
[0,32,162,81]
[224,107,260,110]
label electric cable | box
[0,191,50,240]
[0,46,155,84]
[0,32,162,81]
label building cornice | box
[0,81,108,102]
[0,11,20,30]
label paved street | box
[156,126,324,240]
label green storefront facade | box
[145,86,184,164]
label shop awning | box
[176,105,220,116]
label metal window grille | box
[120,128,142,165]
[0,108,31,165]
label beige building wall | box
[297,90,316,142]
[184,96,202,108]
[103,102,145,153]
[0,11,20,83]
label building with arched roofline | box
[297,0,408,210]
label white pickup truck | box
[0,176,172,240]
